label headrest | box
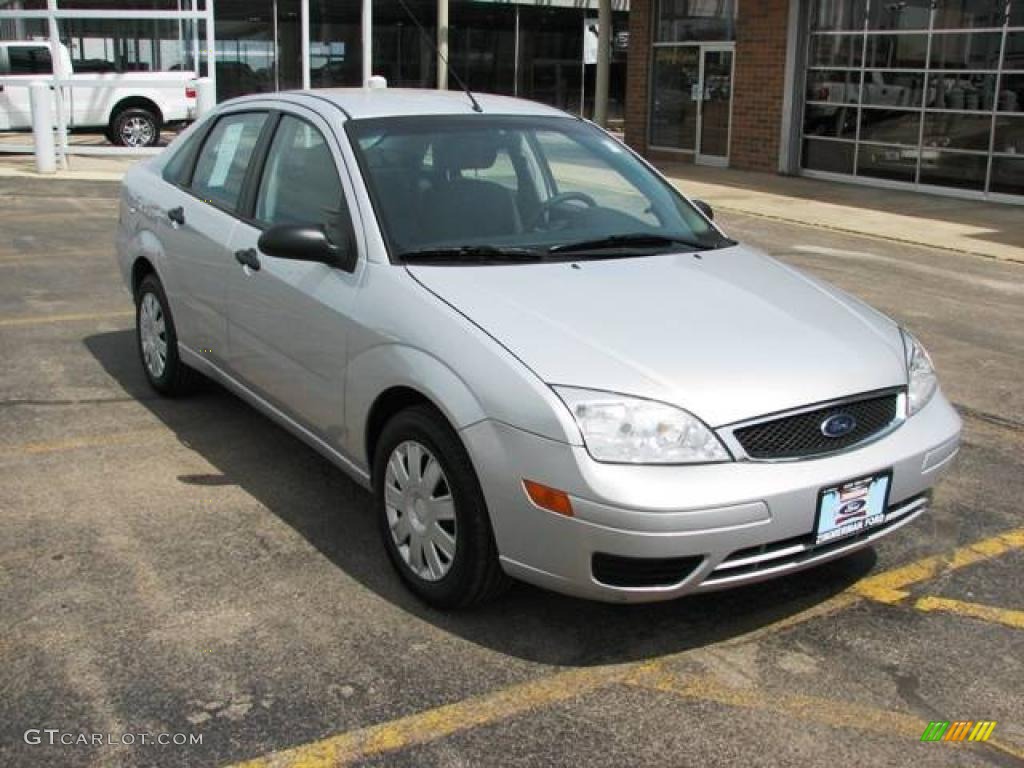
[434,134,499,171]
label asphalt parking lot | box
[1,176,1022,768]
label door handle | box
[234,248,261,271]
[167,206,185,226]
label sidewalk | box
[658,162,1024,264]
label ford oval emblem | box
[821,412,857,438]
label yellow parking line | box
[632,669,1024,761]
[914,596,1024,630]
[849,528,1024,605]
[224,527,1024,768]
[633,668,925,736]
[0,428,162,457]
[231,666,628,768]
[0,309,133,328]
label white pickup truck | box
[0,41,196,147]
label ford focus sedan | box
[115,88,961,608]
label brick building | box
[624,0,1024,202]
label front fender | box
[344,343,489,468]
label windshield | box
[346,115,730,262]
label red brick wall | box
[624,0,652,155]
[731,0,791,171]
[624,0,793,173]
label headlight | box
[902,329,937,416]
[553,386,731,464]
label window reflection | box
[933,0,1005,29]
[859,108,922,145]
[863,34,929,68]
[861,71,926,107]
[806,70,862,103]
[656,0,736,43]
[929,32,1003,69]
[867,0,932,30]
[927,72,999,110]
[808,34,864,67]
[919,151,988,190]
[650,47,699,149]
[810,0,867,31]
[857,143,919,181]
[923,112,994,151]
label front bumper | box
[460,391,961,603]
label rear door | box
[225,108,363,442]
[159,110,270,363]
[0,44,55,129]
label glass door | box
[696,45,734,165]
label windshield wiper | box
[399,245,545,263]
[548,233,709,255]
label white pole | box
[195,76,216,117]
[594,0,611,127]
[46,0,67,170]
[300,0,310,89]
[362,0,372,85]
[205,0,217,99]
[29,81,56,174]
[191,0,200,76]
[437,0,448,90]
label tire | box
[373,405,510,609]
[111,107,160,148]
[135,273,198,396]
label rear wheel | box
[111,107,160,147]
[373,406,509,608]
[136,273,197,396]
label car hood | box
[407,245,907,427]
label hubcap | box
[139,292,168,379]
[384,440,457,582]
[121,116,154,147]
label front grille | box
[732,392,900,460]
[592,553,704,588]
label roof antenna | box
[395,0,483,113]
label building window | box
[656,0,736,43]
[800,0,1024,198]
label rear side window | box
[190,112,267,211]
[7,46,52,75]
[254,115,347,238]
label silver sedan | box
[115,88,961,608]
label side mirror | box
[257,224,356,272]
[693,199,714,221]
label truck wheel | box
[112,108,160,148]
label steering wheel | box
[528,191,598,231]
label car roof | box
[226,88,574,121]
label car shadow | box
[85,329,877,667]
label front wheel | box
[111,108,160,147]
[373,406,509,609]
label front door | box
[226,110,361,444]
[696,45,734,166]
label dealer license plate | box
[815,471,892,546]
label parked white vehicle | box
[0,41,196,146]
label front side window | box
[255,115,347,241]
[348,115,727,260]
[191,112,267,211]
[8,46,52,75]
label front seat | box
[421,136,522,243]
